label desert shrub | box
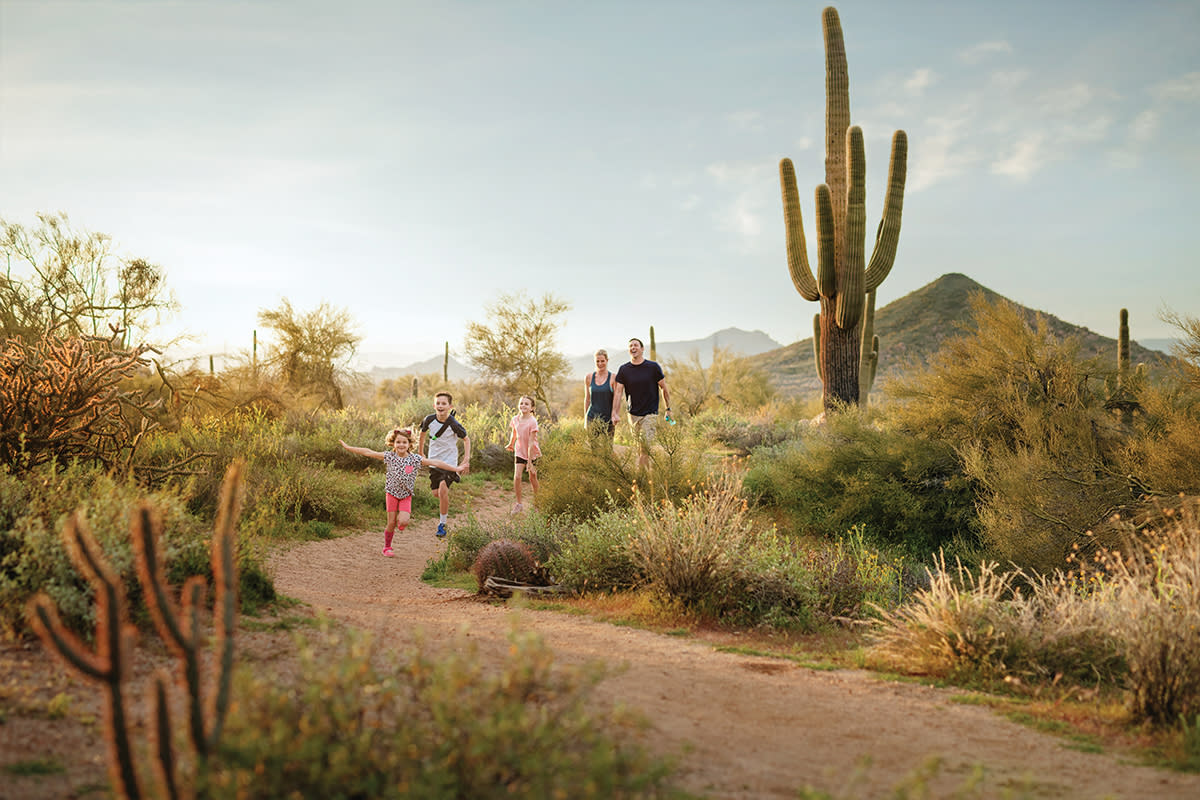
[546,510,642,594]
[689,403,802,454]
[884,295,1131,573]
[744,408,978,558]
[536,421,711,521]
[869,557,1029,680]
[801,526,913,618]
[204,624,677,798]
[0,462,273,637]
[535,424,638,519]
[661,346,774,416]
[471,539,542,592]
[439,510,570,577]
[1102,500,1200,725]
[628,469,753,612]
[1122,381,1200,496]
[870,555,1127,688]
[0,333,161,473]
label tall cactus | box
[780,6,907,412]
[649,325,657,361]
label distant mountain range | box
[363,275,1178,395]
[749,272,1175,396]
[366,327,782,382]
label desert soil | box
[5,483,1200,799]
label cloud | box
[904,68,935,95]
[959,41,1013,65]
[1129,110,1160,142]
[705,161,770,241]
[907,113,976,192]
[1151,72,1200,103]
[991,133,1046,181]
[989,70,1030,91]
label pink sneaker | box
[382,546,394,557]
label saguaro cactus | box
[649,325,657,361]
[780,6,907,412]
[443,341,449,382]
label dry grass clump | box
[627,469,750,610]
[871,498,1200,726]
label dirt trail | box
[267,486,1200,800]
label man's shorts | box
[629,413,658,446]
[428,468,460,491]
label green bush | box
[535,422,710,522]
[0,462,270,637]
[546,510,642,594]
[203,623,678,798]
[883,295,1131,574]
[744,408,978,558]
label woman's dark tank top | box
[587,371,614,419]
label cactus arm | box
[815,184,837,298]
[836,126,867,330]
[152,674,181,800]
[29,514,142,800]
[864,130,908,292]
[822,5,850,250]
[208,461,243,748]
[31,601,107,680]
[780,159,819,301]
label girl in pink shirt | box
[505,395,542,513]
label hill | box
[750,273,1172,397]
[366,354,478,383]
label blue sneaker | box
[436,522,447,538]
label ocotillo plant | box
[28,461,244,799]
[779,6,907,412]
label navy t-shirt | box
[615,360,665,416]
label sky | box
[2,0,1198,369]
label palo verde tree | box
[779,7,907,412]
[256,299,361,410]
[1,212,175,346]
[463,292,571,416]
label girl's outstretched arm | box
[420,456,465,473]
[340,440,385,461]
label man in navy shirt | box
[611,337,672,471]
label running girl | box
[340,428,464,556]
[504,395,542,513]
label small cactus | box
[649,325,657,361]
[27,461,245,798]
[411,376,419,398]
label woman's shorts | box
[428,468,461,490]
[386,493,413,513]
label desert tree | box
[663,347,774,416]
[1,212,175,346]
[256,299,361,410]
[462,292,571,416]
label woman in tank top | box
[584,349,616,437]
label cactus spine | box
[780,6,906,412]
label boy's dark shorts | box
[515,456,538,465]
[428,468,460,491]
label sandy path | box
[268,486,1200,800]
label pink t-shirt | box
[509,414,541,460]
